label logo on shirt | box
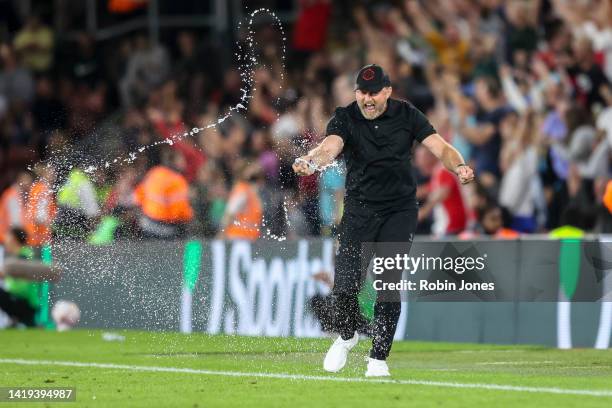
[361,68,375,81]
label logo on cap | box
[361,68,375,81]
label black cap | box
[355,64,391,93]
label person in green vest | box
[0,228,40,326]
[54,168,101,238]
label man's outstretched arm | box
[293,135,344,176]
[422,133,475,184]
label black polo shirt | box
[326,98,436,211]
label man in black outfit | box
[293,64,474,377]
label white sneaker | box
[323,331,358,372]
[365,358,390,377]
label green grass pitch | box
[0,329,611,407]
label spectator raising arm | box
[405,0,436,37]
[458,119,496,146]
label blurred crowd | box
[1,0,612,245]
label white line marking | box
[457,350,527,353]
[564,366,612,370]
[1,358,611,397]
[427,368,460,372]
[476,361,556,365]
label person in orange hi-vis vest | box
[133,147,194,238]
[603,180,612,214]
[0,171,33,244]
[25,164,57,247]
[218,162,264,241]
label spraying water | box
[17,8,310,337]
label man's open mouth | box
[364,103,376,113]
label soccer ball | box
[51,300,81,331]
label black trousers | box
[333,202,417,360]
[0,288,36,326]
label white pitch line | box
[1,358,611,398]
[476,361,556,365]
[457,349,527,353]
